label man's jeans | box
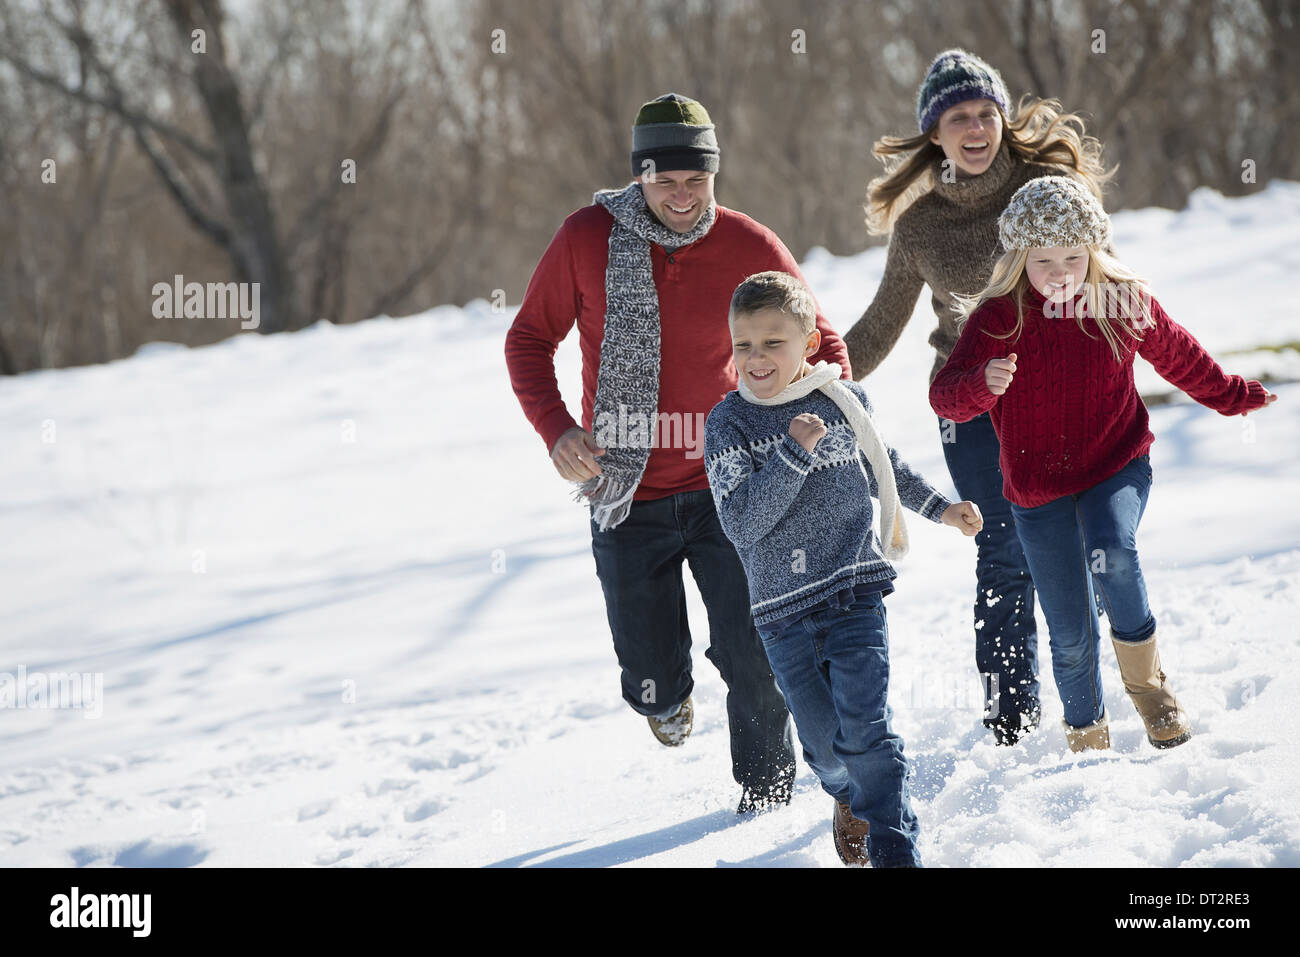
[590,489,796,794]
[938,412,1041,724]
[1009,454,1157,728]
[757,588,921,867]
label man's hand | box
[941,500,983,536]
[789,413,827,454]
[985,353,1017,396]
[551,427,606,482]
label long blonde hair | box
[954,245,1155,362]
[866,95,1114,235]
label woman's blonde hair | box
[865,95,1114,235]
[953,245,1155,362]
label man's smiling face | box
[641,169,715,233]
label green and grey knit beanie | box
[630,93,720,179]
[998,176,1112,250]
[916,49,1011,134]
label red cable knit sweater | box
[505,203,850,501]
[929,285,1269,508]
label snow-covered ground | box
[2,182,1298,867]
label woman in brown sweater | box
[844,49,1111,745]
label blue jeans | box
[1009,455,1157,728]
[938,413,1041,724]
[757,588,921,867]
[590,489,796,795]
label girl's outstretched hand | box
[1242,390,1278,416]
[942,501,983,536]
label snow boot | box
[989,700,1042,746]
[833,801,870,867]
[1062,708,1110,753]
[647,696,693,747]
[736,766,794,815]
[1111,633,1192,749]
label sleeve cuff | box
[542,409,582,454]
[778,434,816,474]
[919,490,953,523]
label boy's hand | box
[942,500,983,536]
[551,427,606,482]
[789,413,827,454]
[985,353,1017,396]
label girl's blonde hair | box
[954,245,1155,362]
[865,95,1113,236]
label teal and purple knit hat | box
[916,49,1011,134]
[630,93,720,179]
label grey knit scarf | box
[579,182,717,531]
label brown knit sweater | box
[845,142,1073,384]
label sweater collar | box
[930,140,1016,207]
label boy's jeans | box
[589,489,796,797]
[938,412,1041,727]
[1009,454,1157,729]
[757,588,921,867]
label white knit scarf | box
[737,360,908,560]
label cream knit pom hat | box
[998,175,1111,250]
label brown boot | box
[1062,709,1110,753]
[646,697,693,747]
[1111,634,1192,749]
[833,801,870,867]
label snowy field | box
[2,182,1298,867]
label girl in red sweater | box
[930,176,1276,753]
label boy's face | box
[730,308,820,399]
[1026,245,1089,305]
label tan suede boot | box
[1062,709,1110,753]
[1111,634,1191,749]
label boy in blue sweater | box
[704,271,983,867]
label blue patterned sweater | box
[704,380,952,627]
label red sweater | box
[929,286,1269,508]
[505,203,851,501]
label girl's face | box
[730,308,820,399]
[929,98,1003,177]
[1026,245,1090,305]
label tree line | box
[0,0,1295,373]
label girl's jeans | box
[757,588,921,867]
[1009,454,1157,728]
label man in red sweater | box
[505,93,851,812]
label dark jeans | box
[590,488,796,793]
[938,412,1041,724]
[1010,454,1156,728]
[757,589,921,867]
